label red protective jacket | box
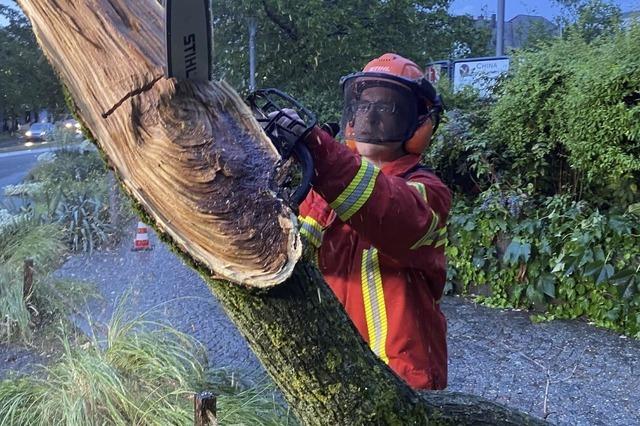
[298,128,452,390]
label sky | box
[449,0,639,21]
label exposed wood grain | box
[17,0,301,287]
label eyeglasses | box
[351,100,398,115]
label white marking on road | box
[0,147,56,159]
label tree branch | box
[260,0,299,41]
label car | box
[60,118,84,138]
[24,122,55,142]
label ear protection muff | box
[403,93,444,155]
[403,117,435,154]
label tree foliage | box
[212,0,491,120]
[426,25,640,337]
[486,28,639,199]
[0,3,64,128]
[553,0,623,42]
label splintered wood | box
[17,0,301,287]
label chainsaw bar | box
[164,0,212,81]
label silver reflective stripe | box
[361,247,389,363]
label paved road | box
[0,147,56,207]
[49,223,640,426]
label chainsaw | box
[163,1,317,208]
[246,89,317,207]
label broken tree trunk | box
[19,0,300,288]
[17,0,546,424]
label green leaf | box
[502,239,531,265]
[605,307,621,321]
[526,283,545,305]
[608,216,631,235]
[609,269,636,287]
[539,274,556,298]
[627,203,640,216]
[596,264,614,285]
[583,260,605,278]
[551,260,565,274]
[622,281,637,300]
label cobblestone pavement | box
[445,298,640,425]
[0,344,46,380]
[50,225,640,425]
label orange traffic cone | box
[132,221,152,251]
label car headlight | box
[25,131,32,137]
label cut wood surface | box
[17,0,301,287]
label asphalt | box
[0,137,47,153]
[3,223,640,425]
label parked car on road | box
[24,123,55,142]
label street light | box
[497,0,505,56]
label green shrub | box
[24,149,116,252]
[483,27,640,202]
[428,27,640,337]
[55,191,113,253]
[27,149,106,186]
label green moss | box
[325,350,342,373]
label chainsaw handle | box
[291,143,314,207]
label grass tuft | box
[0,216,71,341]
[0,305,296,425]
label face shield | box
[340,75,419,145]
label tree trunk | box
[16,1,546,424]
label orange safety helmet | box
[340,53,443,155]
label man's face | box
[342,77,418,143]
[351,86,407,144]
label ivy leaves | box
[447,189,640,337]
[502,239,531,265]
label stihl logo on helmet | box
[339,53,444,154]
[367,65,393,73]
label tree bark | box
[16,0,547,424]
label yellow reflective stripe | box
[331,160,369,207]
[408,181,428,202]
[330,160,380,221]
[435,226,448,247]
[410,209,440,250]
[299,216,323,246]
[361,248,389,364]
[298,216,323,247]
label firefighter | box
[295,53,451,390]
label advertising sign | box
[453,57,510,97]
[425,61,449,85]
